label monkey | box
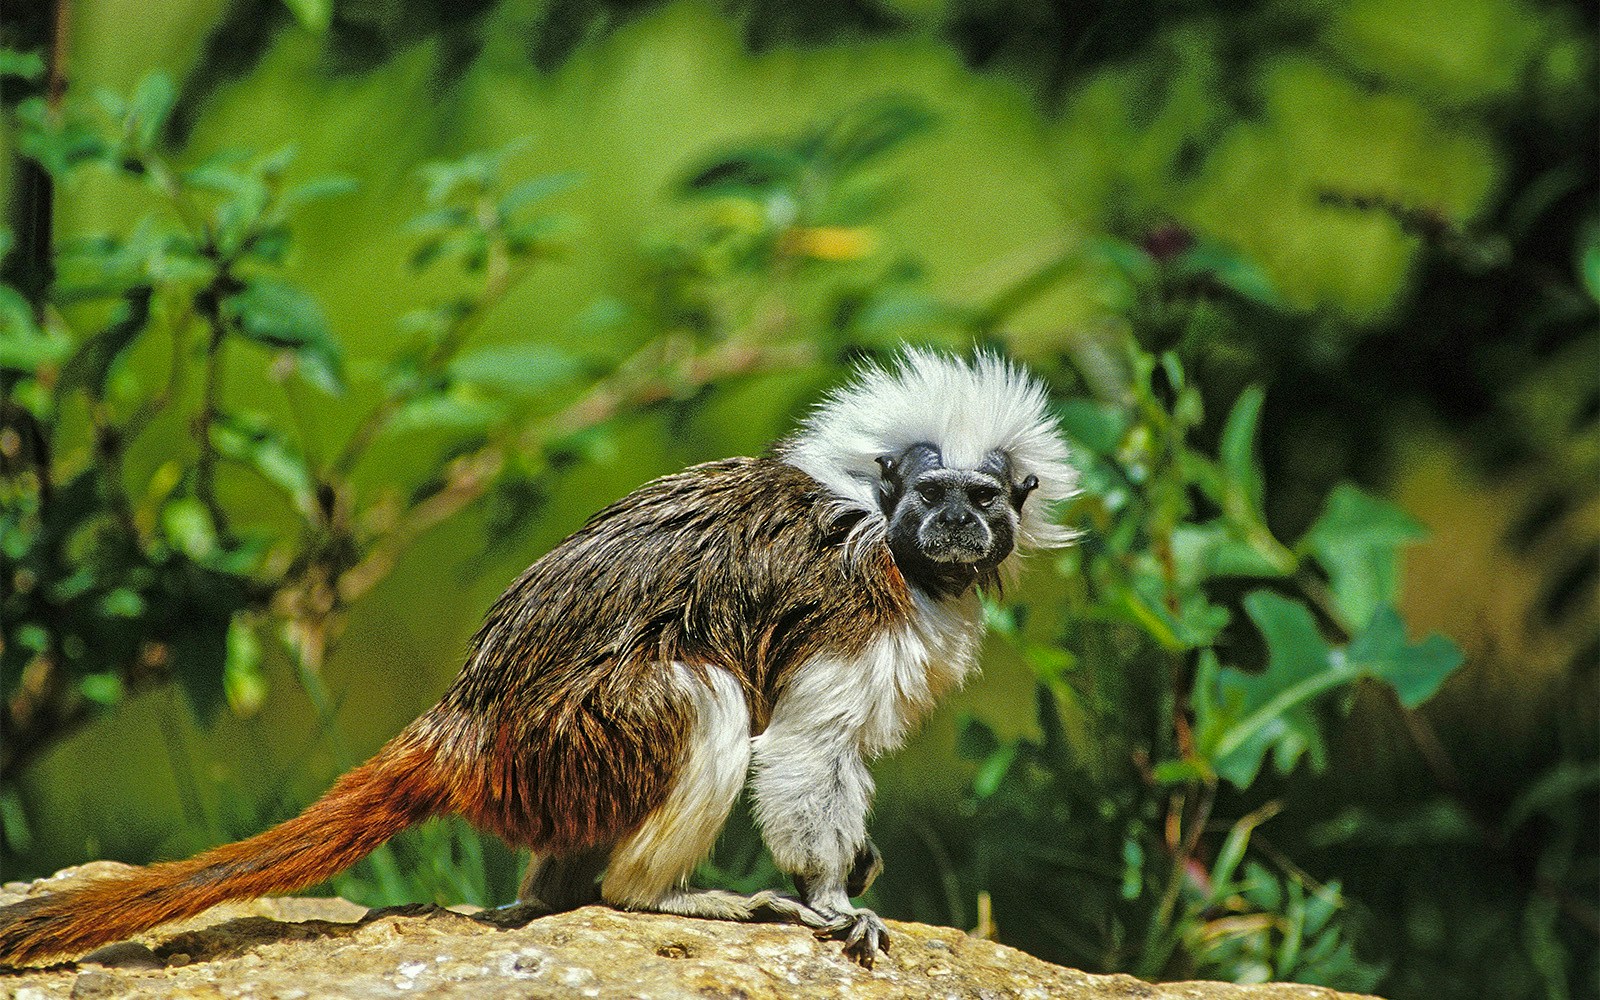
[0,349,1074,969]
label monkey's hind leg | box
[478,847,610,929]
[596,666,836,938]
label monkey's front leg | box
[750,727,890,966]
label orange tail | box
[0,728,451,967]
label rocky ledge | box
[1,864,1376,1000]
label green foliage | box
[0,72,797,799]
[944,239,1469,987]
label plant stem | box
[194,304,231,540]
[1139,780,1217,978]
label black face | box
[876,443,1039,598]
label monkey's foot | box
[472,900,555,929]
[811,906,890,968]
[644,888,838,930]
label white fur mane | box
[779,349,1076,555]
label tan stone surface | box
[0,867,1379,1000]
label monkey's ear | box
[876,455,902,514]
[1011,473,1040,511]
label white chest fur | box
[766,591,984,759]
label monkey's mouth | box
[918,526,991,564]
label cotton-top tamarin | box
[0,350,1074,967]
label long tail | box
[0,726,451,967]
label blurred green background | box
[0,0,1595,997]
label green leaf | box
[57,286,153,397]
[955,714,1000,762]
[504,213,578,257]
[79,673,125,707]
[0,49,45,81]
[386,391,506,435]
[1089,236,1159,291]
[404,206,472,235]
[498,172,581,218]
[0,789,33,852]
[224,620,267,716]
[1301,484,1427,628]
[449,343,584,396]
[1055,399,1129,455]
[1151,759,1211,785]
[211,413,315,515]
[284,174,359,207]
[1220,385,1266,520]
[681,146,804,198]
[0,286,71,371]
[816,97,937,174]
[15,96,110,175]
[1501,761,1600,836]
[1343,605,1462,707]
[162,498,218,559]
[127,72,176,152]
[1176,238,1286,308]
[1578,217,1600,303]
[972,742,1020,800]
[1306,800,1478,849]
[1120,836,1144,900]
[280,0,332,31]
[227,278,345,393]
[1200,593,1461,789]
[1198,592,1344,788]
[1171,522,1289,585]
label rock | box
[0,870,1379,1000]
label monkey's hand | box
[846,837,883,898]
[794,868,891,967]
[815,906,890,967]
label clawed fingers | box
[810,908,890,967]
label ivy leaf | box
[1197,592,1462,789]
[1199,592,1343,788]
[226,278,345,393]
[1343,604,1462,707]
[1301,484,1426,629]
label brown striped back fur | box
[0,455,916,965]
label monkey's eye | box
[916,482,945,504]
[969,486,1000,509]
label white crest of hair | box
[779,348,1077,553]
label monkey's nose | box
[937,506,977,529]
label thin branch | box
[193,302,231,540]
